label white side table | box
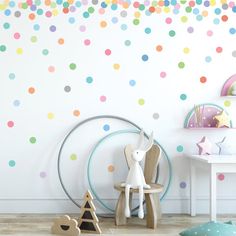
[187,154,236,221]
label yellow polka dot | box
[181,16,188,23]
[70,154,77,161]
[16,48,23,55]
[0,4,7,10]
[113,63,120,70]
[224,100,231,107]
[134,11,140,18]
[138,98,145,105]
[220,0,227,3]
[183,47,190,54]
[47,113,55,119]
[210,0,216,6]
[67,0,74,4]
[105,0,111,3]
[163,7,170,13]
[52,9,59,16]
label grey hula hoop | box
[57,115,172,216]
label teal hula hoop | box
[87,129,172,213]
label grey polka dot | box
[153,113,159,120]
[14,11,21,17]
[120,10,127,17]
[232,51,236,57]
[92,0,98,4]
[64,86,71,92]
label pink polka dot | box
[105,49,111,56]
[133,1,140,8]
[189,1,195,7]
[165,17,172,24]
[207,30,213,36]
[40,171,47,178]
[79,25,86,32]
[84,39,91,46]
[229,1,235,8]
[218,173,225,181]
[175,3,180,9]
[48,66,55,73]
[160,71,166,78]
[45,11,52,17]
[14,32,21,39]
[216,47,223,53]
[100,95,106,102]
[7,121,14,128]
[99,8,105,14]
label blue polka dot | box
[222,3,228,10]
[193,8,199,15]
[9,1,15,7]
[33,24,40,31]
[173,9,179,14]
[69,17,75,24]
[213,18,220,25]
[177,145,184,152]
[111,4,118,10]
[103,124,110,131]
[205,56,212,62]
[86,76,93,83]
[56,0,63,4]
[232,6,236,13]
[9,160,16,167]
[142,54,149,61]
[229,28,236,34]
[129,80,136,86]
[214,8,221,15]
[9,73,15,80]
[101,2,107,8]
[83,12,89,18]
[171,0,177,5]
[121,24,127,31]
[180,181,187,189]
[75,1,81,7]
[180,94,187,100]
[13,100,20,107]
[145,10,151,16]
[164,0,170,6]
[144,27,151,34]
[111,17,118,24]
[4,9,11,16]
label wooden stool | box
[114,144,163,229]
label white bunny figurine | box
[121,130,154,219]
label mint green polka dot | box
[124,40,131,46]
[169,30,176,37]
[9,160,16,167]
[0,45,6,52]
[177,145,184,152]
[31,36,37,43]
[69,63,77,70]
[42,49,49,55]
[178,62,185,69]
[3,22,10,29]
[180,94,187,100]
[29,137,36,144]
[70,154,77,160]
[88,7,95,13]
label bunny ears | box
[136,130,154,152]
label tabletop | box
[186,154,236,164]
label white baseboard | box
[1,197,236,214]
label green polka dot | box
[51,2,57,8]
[139,4,145,10]
[88,7,95,13]
[180,94,187,100]
[224,100,231,107]
[70,154,77,160]
[3,22,10,29]
[42,49,49,55]
[9,160,16,167]
[169,30,176,37]
[124,40,131,46]
[69,63,77,70]
[22,2,28,9]
[31,36,37,43]
[185,6,192,13]
[178,62,185,69]
[133,19,140,25]
[177,145,184,152]
[138,98,145,105]
[0,45,6,52]
[29,137,36,144]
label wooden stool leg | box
[115,192,127,225]
[145,193,158,229]
[153,193,162,220]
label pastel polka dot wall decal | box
[47,112,55,119]
[108,164,115,172]
[7,121,14,128]
[0,45,7,52]
[14,11,21,17]
[100,95,106,102]
[40,171,47,178]
[156,45,163,52]
[100,20,107,28]
[153,113,159,119]
[70,154,77,160]
[160,71,166,78]
[73,110,80,117]
[33,24,40,31]
[42,49,49,55]
[183,47,190,54]
[229,28,236,34]
[69,63,76,70]
[3,22,10,29]
[232,51,236,57]
[79,25,86,32]
[121,24,128,31]
[180,181,187,189]
[48,66,55,73]
[29,137,36,144]
[205,56,212,62]
[218,173,225,181]
[207,30,213,36]
[133,18,140,25]
[178,61,185,69]
[138,98,145,105]
[142,54,149,61]
[129,80,136,86]
[181,16,188,23]
[177,145,184,152]
[13,100,20,107]
[28,87,35,94]
[216,46,223,53]
[224,100,231,107]
[49,25,56,32]
[144,27,151,34]
[16,48,23,54]
[9,160,16,167]
[9,73,15,80]
[165,17,172,24]
[103,124,110,131]
[14,32,20,39]
[105,49,111,56]
[169,30,176,37]
[58,38,64,45]
[113,63,120,70]
[180,93,187,100]
[200,76,207,83]
[86,76,93,83]
[64,86,71,92]
[30,36,37,43]
[84,39,91,46]
[187,26,194,33]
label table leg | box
[190,160,196,216]
[210,165,217,221]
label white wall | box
[1,0,236,214]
